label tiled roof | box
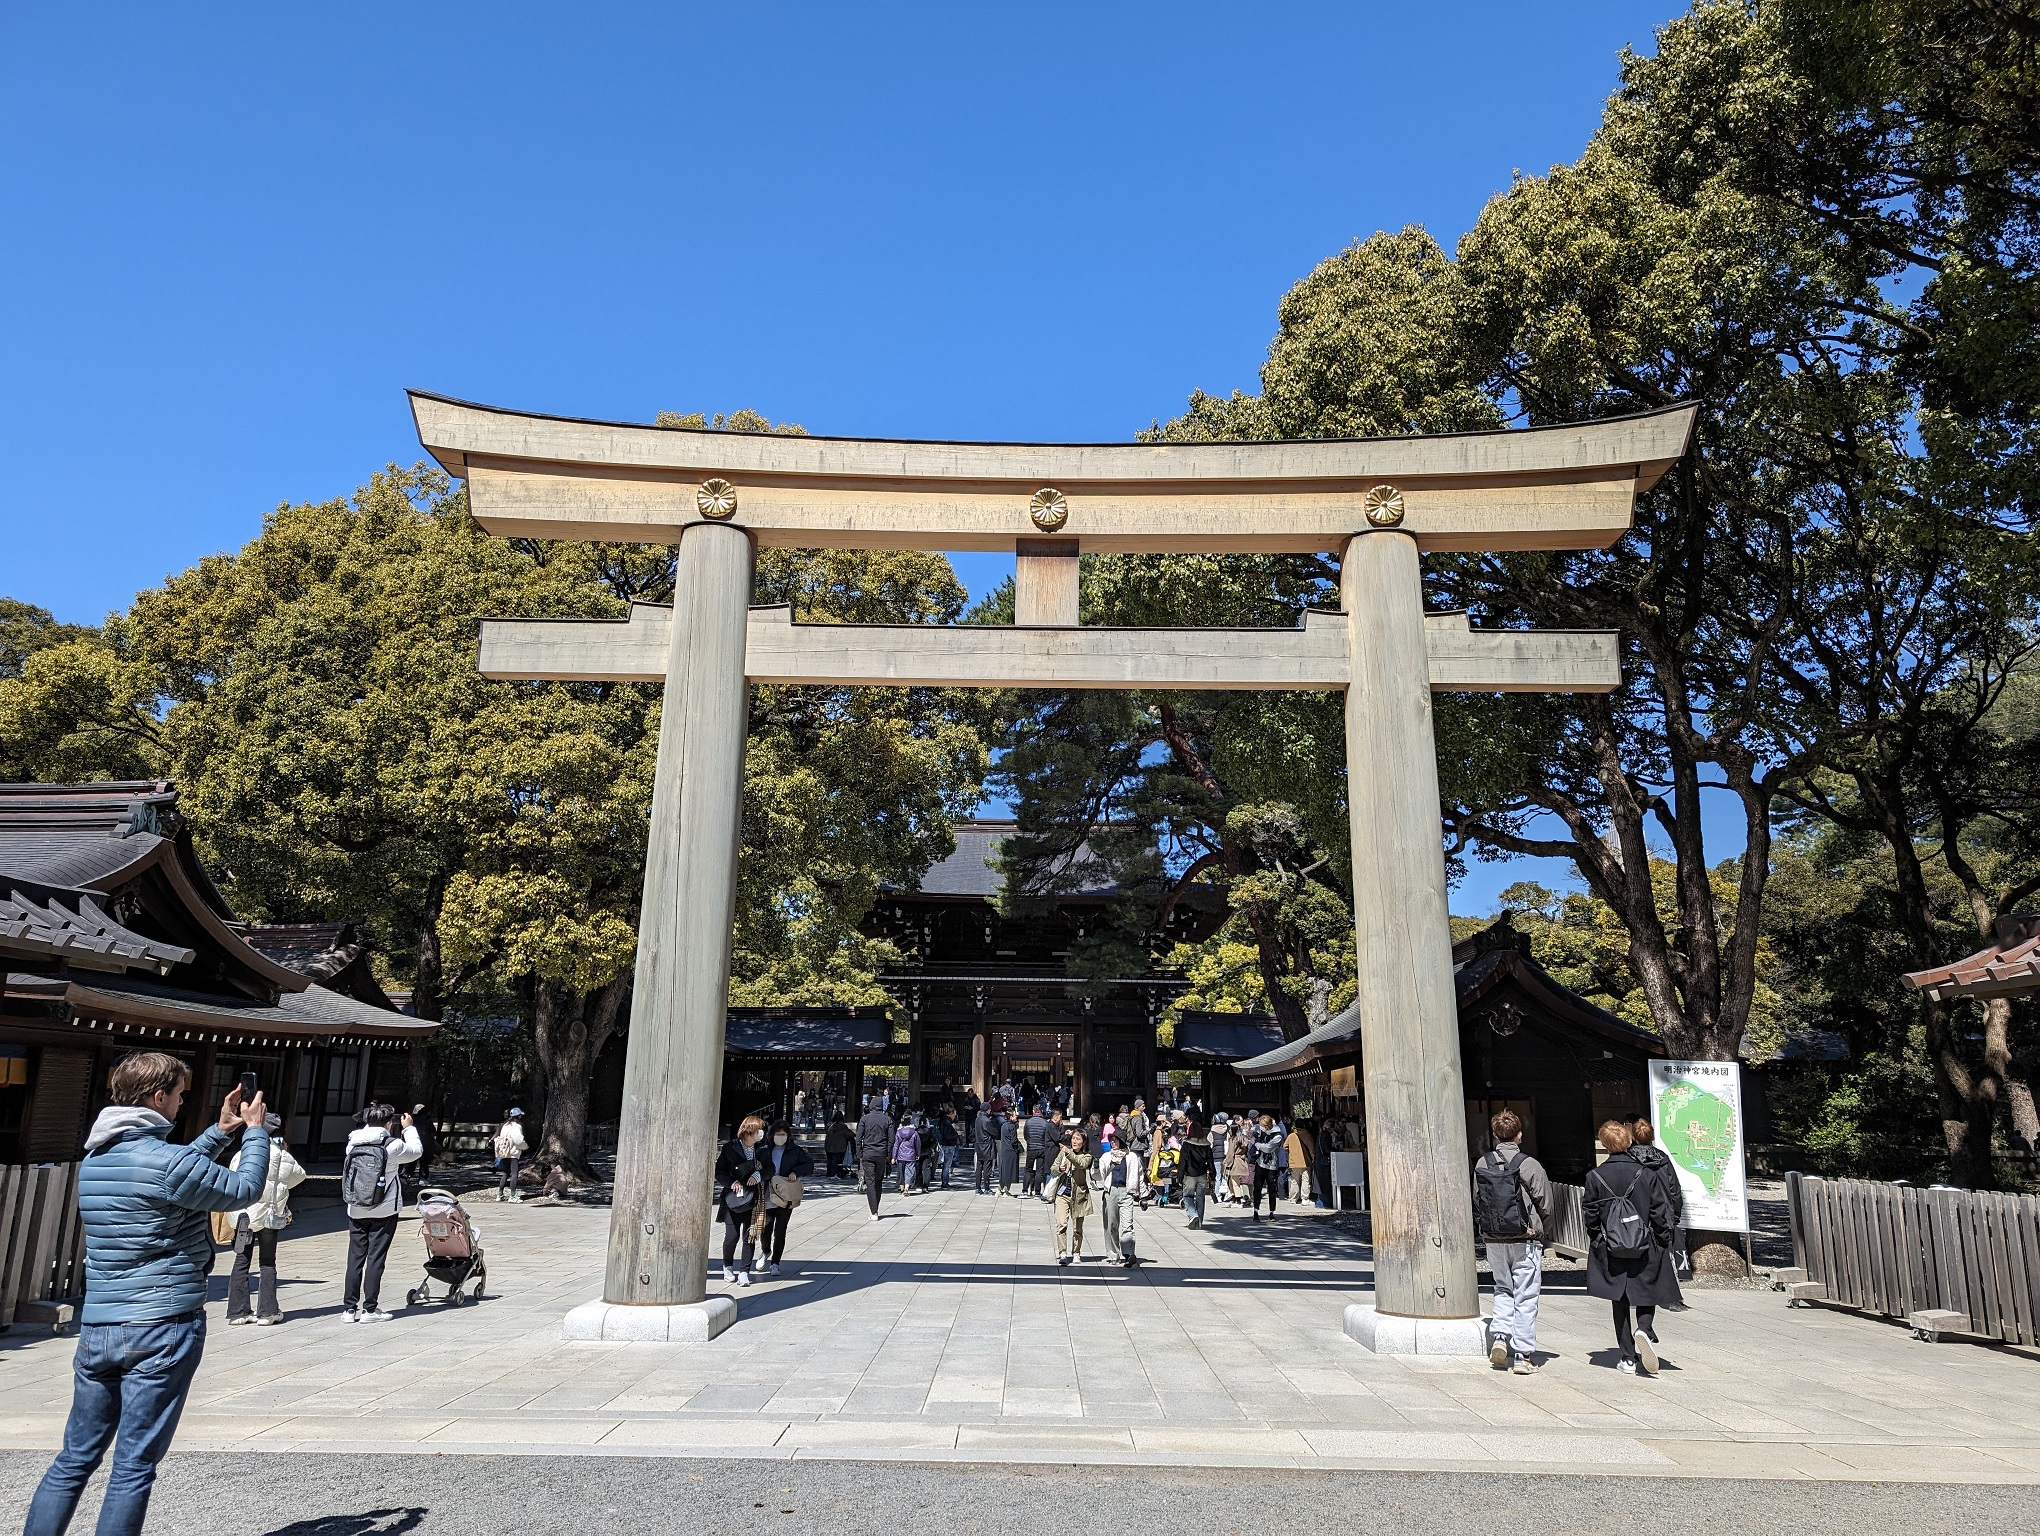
[725,1007,890,1057]
[1902,915,2040,1002]
[1173,1012,1286,1062]
[915,822,1012,897]
[0,781,423,1039]
[912,820,1118,899]
[0,781,179,837]
[8,969,436,1043]
[0,889,193,975]
[1231,917,1663,1082]
[0,830,165,891]
[239,922,365,982]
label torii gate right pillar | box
[1340,529,1484,1352]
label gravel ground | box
[0,1453,2025,1536]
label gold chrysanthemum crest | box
[696,478,738,520]
[1362,484,1405,528]
[1028,487,1070,532]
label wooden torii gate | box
[411,391,1695,1349]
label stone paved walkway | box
[4,1176,2036,1479]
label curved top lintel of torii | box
[410,391,1698,556]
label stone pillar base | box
[562,1296,738,1342]
[1343,1303,1489,1357]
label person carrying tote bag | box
[750,1120,812,1278]
[715,1116,767,1286]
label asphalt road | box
[0,1453,2023,1536]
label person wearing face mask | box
[754,1120,813,1277]
[715,1116,768,1286]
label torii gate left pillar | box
[597,520,753,1339]
[411,389,1695,1350]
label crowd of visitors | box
[25,1046,1704,1536]
[830,1082,1690,1385]
[827,1080,1361,1270]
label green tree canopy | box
[0,422,994,1177]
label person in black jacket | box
[855,1099,894,1220]
[1179,1120,1215,1228]
[1584,1120,1684,1375]
[1629,1116,1688,1274]
[997,1107,1022,1195]
[824,1112,854,1178]
[1023,1109,1051,1200]
[972,1105,999,1194]
[755,1120,814,1276]
[715,1116,768,1286]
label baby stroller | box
[406,1187,486,1306]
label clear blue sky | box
[1,2,1697,910]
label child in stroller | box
[406,1187,487,1306]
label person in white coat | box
[493,1108,529,1202]
[226,1113,305,1325]
[340,1103,422,1323]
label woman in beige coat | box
[1222,1119,1255,1205]
[1050,1132,1094,1266]
[1285,1120,1316,1206]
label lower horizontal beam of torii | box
[477,603,1620,693]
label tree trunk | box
[532,973,630,1185]
[1241,903,1313,1043]
[1860,774,2000,1187]
[404,873,448,1126]
[410,872,449,1022]
[2008,1075,2038,1158]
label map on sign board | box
[1646,1059,1749,1233]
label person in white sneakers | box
[1473,1107,1552,1375]
[340,1103,422,1323]
[716,1115,767,1285]
[226,1112,305,1326]
[755,1120,812,1277]
[1585,1119,1682,1375]
[492,1108,529,1202]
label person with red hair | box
[1584,1119,1684,1375]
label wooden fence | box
[1781,1171,2040,1346]
[0,1163,85,1329]
[1548,1182,1590,1260]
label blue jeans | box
[26,1313,207,1536]
[938,1145,958,1185]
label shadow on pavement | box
[263,1510,426,1536]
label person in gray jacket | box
[25,1050,270,1536]
[1472,1106,1553,1375]
[856,1098,895,1219]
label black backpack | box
[341,1137,391,1207]
[1473,1148,1532,1240]
[1596,1164,1653,1259]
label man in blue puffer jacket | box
[25,1050,270,1536]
